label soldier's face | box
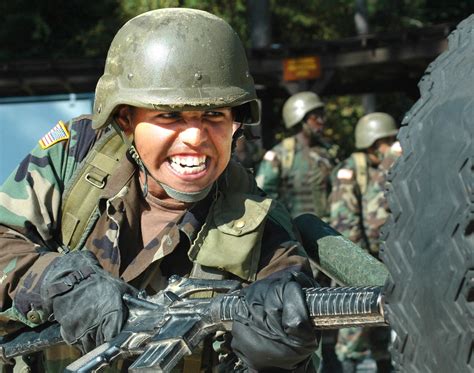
[117,106,237,198]
[303,109,325,135]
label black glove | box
[231,271,319,372]
[40,250,137,353]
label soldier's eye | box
[158,112,180,119]
[203,108,232,122]
[205,111,223,117]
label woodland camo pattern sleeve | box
[329,151,400,255]
[329,156,365,248]
[0,116,99,333]
[255,148,281,200]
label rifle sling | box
[60,130,128,251]
[281,136,296,176]
[352,152,368,194]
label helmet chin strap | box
[160,183,213,203]
[112,121,213,203]
[129,144,213,203]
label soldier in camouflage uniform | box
[0,9,319,373]
[256,92,338,220]
[330,112,401,373]
[256,92,341,372]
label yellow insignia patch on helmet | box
[39,121,70,149]
[337,168,354,180]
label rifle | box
[0,276,387,372]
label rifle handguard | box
[218,286,386,329]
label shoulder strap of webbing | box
[281,137,296,175]
[60,130,129,251]
[352,152,368,194]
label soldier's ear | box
[115,105,134,135]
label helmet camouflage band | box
[355,112,398,149]
[93,8,260,129]
[282,91,325,129]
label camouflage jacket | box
[329,151,398,257]
[0,116,311,372]
[255,133,336,220]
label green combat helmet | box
[93,8,260,130]
[355,112,398,149]
[282,91,325,129]
[92,8,261,202]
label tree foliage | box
[270,0,355,43]
[366,0,474,31]
[2,1,474,61]
[0,0,123,60]
[325,95,364,158]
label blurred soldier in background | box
[256,91,339,220]
[330,112,401,373]
[231,126,264,173]
[256,92,341,372]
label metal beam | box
[0,25,452,98]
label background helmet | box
[282,91,325,129]
[355,112,398,149]
[93,8,260,130]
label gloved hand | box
[40,250,137,353]
[231,271,319,372]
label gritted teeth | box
[168,155,207,175]
[169,155,206,166]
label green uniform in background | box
[256,92,338,220]
[256,133,336,219]
[256,92,341,373]
[329,112,400,373]
[329,150,399,257]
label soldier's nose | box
[181,122,208,147]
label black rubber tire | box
[380,15,474,373]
